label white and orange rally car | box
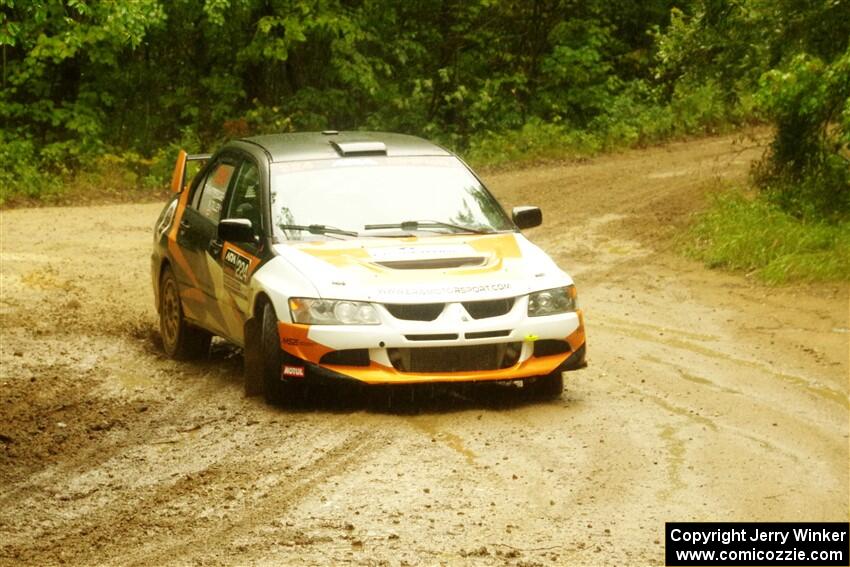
[151,131,586,405]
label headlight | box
[527,286,577,316]
[289,298,380,325]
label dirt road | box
[1,132,847,566]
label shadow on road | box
[177,336,575,415]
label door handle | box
[179,220,191,229]
[208,239,223,257]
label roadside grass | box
[685,190,850,283]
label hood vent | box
[330,140,387,156]
[376,256,485,270]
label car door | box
[209,156,265,345]
[175,155,238,335]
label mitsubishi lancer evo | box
[151,131,586,405]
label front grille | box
[319,349,371,366]
[388,343,521,373]
[462,297,515,319]
[385,303,445,321]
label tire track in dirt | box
[9,411,383,566]
[119,429,384,566]
[1,131,847,566]
[596,320,847,407]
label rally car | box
[151,131,586,405]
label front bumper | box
[277,306,587,385]
[305,343,587,386]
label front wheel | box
[159,266,211,359]
[261,302,305,406]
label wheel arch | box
[244,290,273,351]
[154,258,173,313]
[251,291,273,321]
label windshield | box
[269,156,513,240]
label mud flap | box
[243,317,263,396]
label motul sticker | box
[282,366,305,378]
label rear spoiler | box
[170,150,212,193]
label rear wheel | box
[261,302,305,406]
[525,370,564,400]
[159,266,211,359]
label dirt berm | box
[1,132,847,566]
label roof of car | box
[237,131,452,163]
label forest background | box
[1,0,848,281]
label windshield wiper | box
[278,224,359,237]
[363,220,490,234]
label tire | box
[159,266,211,360]
[525,370,564,400]
[242,317,263,396]
[261,302,305,406]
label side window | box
[193,162,235,223]
[225,160,261,234]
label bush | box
[143,128,205,190]
[463,119,600,168]
[670,80,732,134]
[462,79,748,170]
[686,191,850,283]
[0,137,62,205]
[754,50,850,220]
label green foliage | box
[653,0,850,222]
[0,0,166,154]
[143,128,204,190]
[0,134,61,205]
[1,0,846,227]
[754,49,850,220]
[465,79,738,169]
[686,191,850,283]
[669,80,730,133]
[2,0,693,202]
[465,119,599,169]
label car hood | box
[272,233,571,303]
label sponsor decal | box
[282,366,305,378]
[281,337,314,347]
[376,282,513,297]
[223,247,251,283]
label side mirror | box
[512,206,542,229]
[219,218,254,243]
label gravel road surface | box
[1,132,847,566]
